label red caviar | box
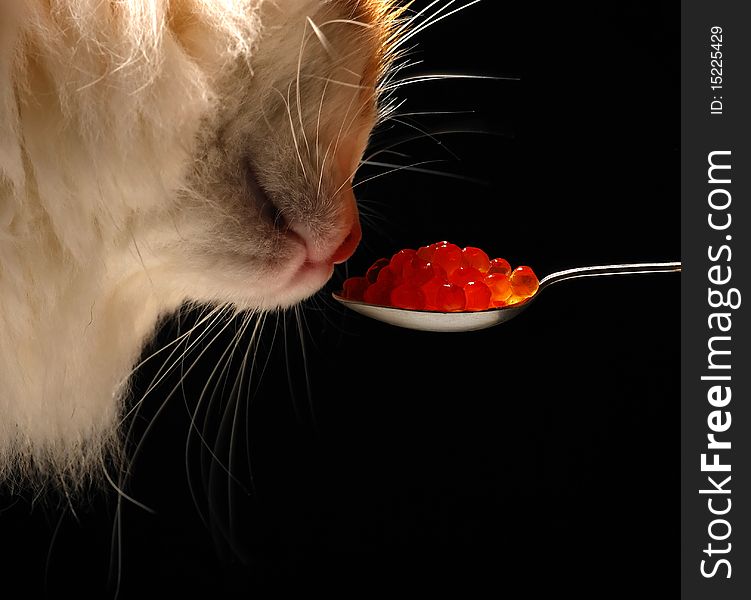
[416,244,436,262]
[403,256,437,287]
[363,280,391,306]
[484,273,513,305]
[487,258,512,276]
[436,284,466,312]
[464,281,492,311]
[390,284,426,310]
[431,243,463,276]
[448,266,483,287]
[509,265,540,298]
[340,241,539,312]
[342,276,369,301]
[375,265,398,288]
[462,247,490,274]
[366,258,390,283]
[420,276,444,309]
[390,249,417,279]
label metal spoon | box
[332,261,681,333]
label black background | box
[0,1,679,598]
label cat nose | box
[289,184,361,265]
[330,207,362,264]
[328,140,365,264]
[328,185,361,264]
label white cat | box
[0,0,404,485]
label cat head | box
[167,0,406,310]
[2,0,404,312]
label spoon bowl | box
[332,261,681,333]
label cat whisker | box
[387,109,477,119]
[225,314,265,491]
[375,55,415,122]
[234,311,270,474]
[45,509,66,598]
[282,311,302,424]
[398,0,447,32]
[306,17,336,60]
[293,305,317,430]
[287,82,310,182]
[101,456,155,515]
[352,159,447,190]
[119,307,232,486]
[110,310,226,559]
[326,91,361,199]
[316,91,339,202]
[110,498,123,600]
[306,75,370,90]
[346,202,392,247]
[108,306,231,599]
[363,128,510,163]
[364,148,411,160]
[376,96,404,126]
[271,86,309,182]
[223,312,262,549]
[121,304,225,386]
[280,307,316,428]
[189,313,255,492]
[317,145,328,202]
[55,475,79,521]
[381,0,445,55]
[359,159,488,186]
[357,197,393,216]
[395,1,483,50]
[121,307,242,536]
[203,311,264,551]
[230,310,282,502]
[314,78,331,172]
[317,65,363,190]
[382,73,518,93]
[388,117,459,160]
[295,301,321,349]
[304,292,352,338]
[316,19,374,30]
[242,311,281,489]
[118,305,228,423]
[296,20,312,159]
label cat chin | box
[190,249,335,312]
[251,259,335,310]
[232,262,334,312]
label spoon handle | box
[539,261,682,290]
